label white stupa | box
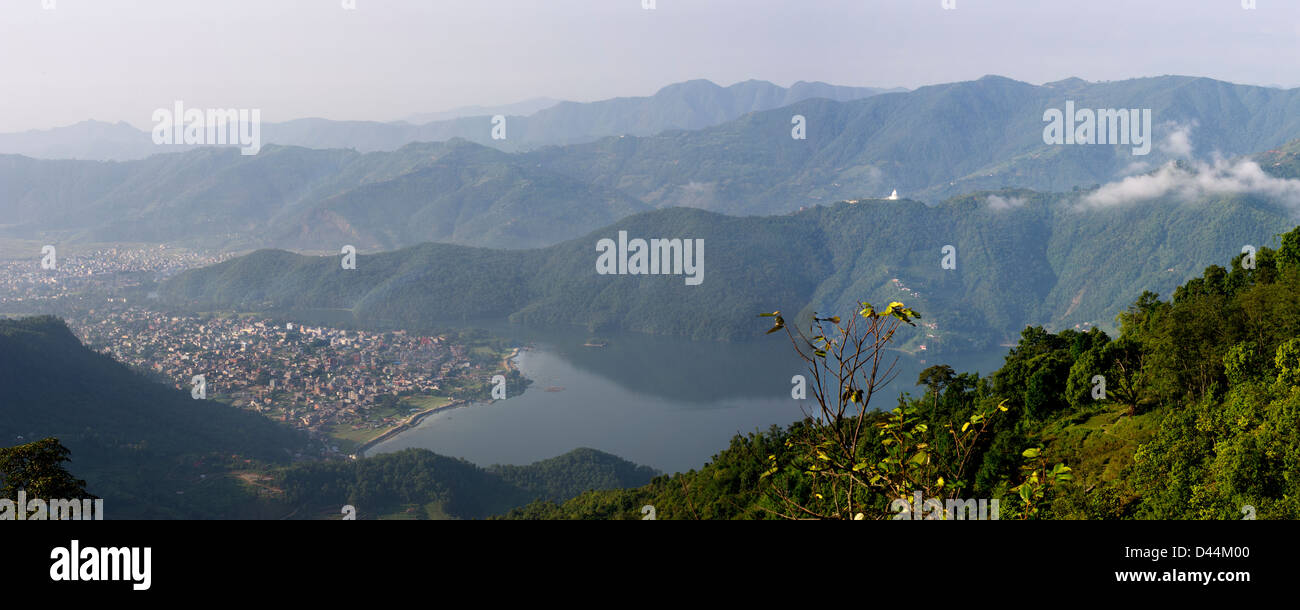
[886,189,899,200]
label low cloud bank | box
[1079,158,1300,209]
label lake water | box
[366,326,1007,474]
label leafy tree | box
[0,438,94,501]
[1101,337,1149,416]
[917,364,956,420]
[758,302,1008,519]
[1274,338,1300,387]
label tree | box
[1277,228,1300,274]
[917,364,956,421]
[1273,338,1300,388]
[759,302,1007,519]
[1102,336,1149,416]
[0,438,95,501]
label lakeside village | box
[0,244,521,459]
[70,308,519,458]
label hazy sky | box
[2,0,1299,132]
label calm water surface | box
[368,327,1005,474]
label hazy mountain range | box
[522,75,1300,213]
[401,97,562,124]
[4,75,1300,253]
[0,79,899,161]
[0,140,649,250]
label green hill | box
[278,447,659,520]
[488,447,661,503]
[0,140,647,251]
[158,188,1298,352]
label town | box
[69,308,511,456]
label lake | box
[366,326,1007,475]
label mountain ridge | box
[157,184,1299,350]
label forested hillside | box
[277,447,659,519]
[504,226,1300,519]
[160,188,1297,352]
[0,140,646,250]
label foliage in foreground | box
[506,226,1300,519]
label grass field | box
[327,424,388,451]
[325,394,455,451]
[1041,406,1159,487]
[400,395,454,411]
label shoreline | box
[354,398,467,458]
[356,345,525,458]
[503,346,521,371]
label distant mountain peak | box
[1043,77,1091,88]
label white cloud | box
[1158,121,1196,159]
[986,194,1027,211]
[1079,158,1300,209]
[1121,160,1152,175]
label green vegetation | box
[503,226,1300,519]
[0,437,94,502]
[399,395,453,411]
[488,447,659,504]
[161,189,1296,351]
[0,140,646,251]
[278,447,658,520]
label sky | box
[2,0,1299,132]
